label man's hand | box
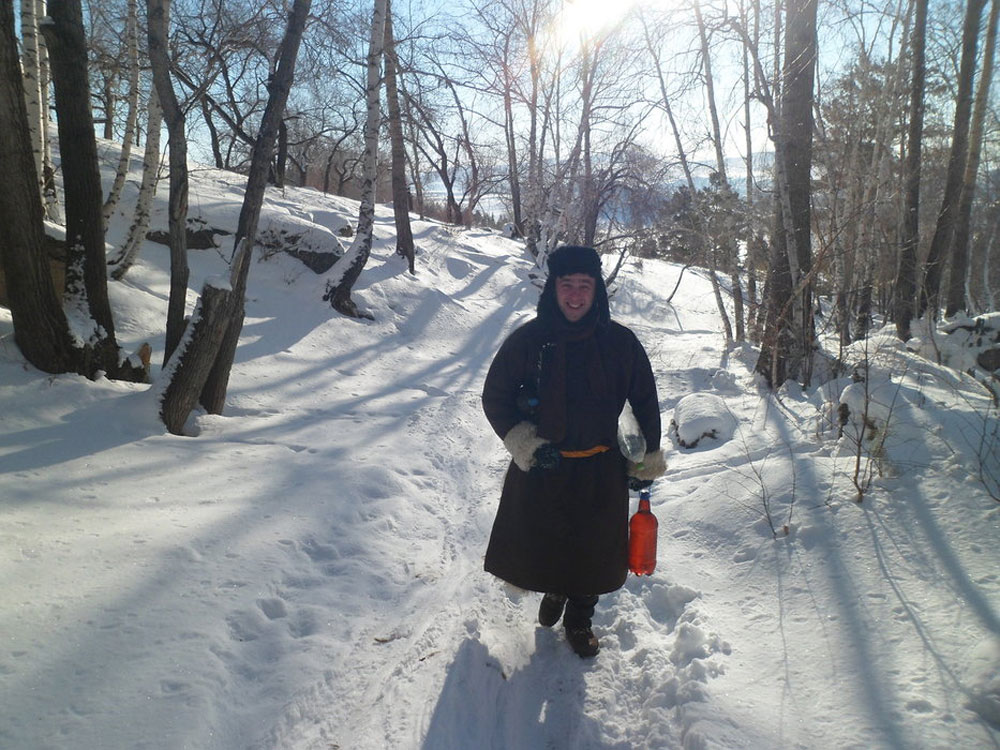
[532,443,561,471]
[628,476,653,491]
[504,421,555,472]
[627,448,667,486]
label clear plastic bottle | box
[628,489,657,575]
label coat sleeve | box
[626,331,662,452]
[482,327,533,440]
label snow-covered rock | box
[670,392,737,449]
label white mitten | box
[503,421,549,472]
[627,448,667,481]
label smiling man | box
[481,244,666,658]
[555,273,596,322]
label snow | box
[2,142,1000,750]
[670,393,737,448]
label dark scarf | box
[534,274,610,443]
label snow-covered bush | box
[670,393,737,449]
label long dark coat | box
[482,282,661,596]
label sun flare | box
[550,0,640,48]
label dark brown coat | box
[482,314,661,595]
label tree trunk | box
[0,0,75,372]
[740,0,760,344]
[694,0,741,343]
[158,281,235,434]
[404,106,426,220]
[323,0,386,317]
[160,0,312,430]
[202,98,224,169]
[102,0,140,226]
[894,0,928,340]
[503,54,523,236]
[920,0,986,317]
[753,0,817,387]
[275,119,288,188]
[383,0,415,273]
[147,0,190,366]
[110,86,163,278]
[42,2,116,344]
[36,0,60,223]
[39,0,146,382]
[20,0,45,206]
[946,0,999,317]
[758,210,793,387]
[781,0,817,385]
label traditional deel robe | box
[482,272,661,595]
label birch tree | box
[102,0,141,226]
[0,0,76,372]
[323,0,387,318]
[108,86,163,279]
[20,0,46,207]
[693,0,736,344]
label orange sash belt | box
[559,445,611,459]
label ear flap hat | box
[537,245,610,328]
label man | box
[482,244,665,658]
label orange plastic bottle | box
[628,489,658,575]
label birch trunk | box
[323,0,386,317]
[102,0,140,226]
[0,0,75,372]
[37,0,59,222]
[20,0,45,204]
[694,0,738,343]
[109,86,162,279]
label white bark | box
[109,86,162,279]
[323,0,386,316]
[103,0,140,225]
[36,0,59,222]
[20,0,44,200]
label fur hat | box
[537,244,609,327]
[546,245,603,280]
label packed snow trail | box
[244,227,741,750]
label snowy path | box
[238,236,743,749]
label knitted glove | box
[532,443,561,471]
[627,448,667,484]
[504,421,557,473]
[628,476,654,491]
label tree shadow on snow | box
[422,632,622,749]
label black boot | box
[538,593,567,627]
[563,594,600,657]
[565,625,600,658]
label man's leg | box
[564,595,600,657]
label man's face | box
[555,273,596,323]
